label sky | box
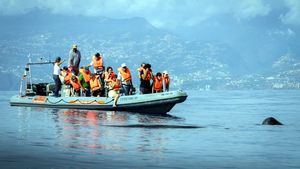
[0,0,299,29]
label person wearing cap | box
[68,44,81,75]
[53,57,63,97]
[162,70,170,92]
[117,63,133,95]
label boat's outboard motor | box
[26,83,48,96]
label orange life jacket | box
[118,67,131,82]
[110,80,121,91]
[108,72,116,80]
[153,76,163,91]
[90,77,100,90]
[64,72,72,85]
[145,70,152,81]
[70,78,81,91]
[163,76,170,86]
[81,71,91,83]
[93,56,103,69]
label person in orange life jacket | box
[78,67,91,97]
[62,66,72,85]
[53,57,63,97]
[88,52,104,74]
[70,75,83,97]
[117,63,133,96]
[162,70,170,92]
[88,53,105,94]
[89,73,102,97]
[108,74,121,107]
[139,63,153,94]
[152,72,163,93]
[68,44,81,75]
[60,66,72,97]
[104,66,116,96]
[104,66,116,83]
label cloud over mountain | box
[1,0,300,28]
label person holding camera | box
[139,63,153,94]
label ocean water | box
[0,90,299,169]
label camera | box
[144,63,151,69]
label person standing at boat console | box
[68,44,81,75]
[53,57,63,97]
[118,63,133,96]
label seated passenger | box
[162,70,170,92]
[152,72,163,93]
[104,66,116,83]
[70,76,82,96]
[108,74,121,107]
[78,67,91,97]
[104,66,116,96]
[61,66,72,97]
[89,73,102,97]
[63,66,73,85]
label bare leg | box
[113,94,120,107]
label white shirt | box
[117,72,131,85]
[53,63,61,75]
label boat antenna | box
[27,53,33,93]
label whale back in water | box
[262,117,283,125]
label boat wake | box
[101,124,203,129]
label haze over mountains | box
[0,9,299,90]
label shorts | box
[108,90,119,98]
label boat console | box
[26,83,55,96]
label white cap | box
[163,70,168,74]
[121,63,127,67]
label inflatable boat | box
[10,90,187,114]
[9,60,187,114]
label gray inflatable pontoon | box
[10,90,187,114]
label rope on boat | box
[45,97,114,105]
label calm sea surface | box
[0,90,299,169]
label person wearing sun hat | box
[68,44,81,75]
[162,70,170,92]
[117,63,133,95]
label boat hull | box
[10,91,187,114]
